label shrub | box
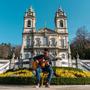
[0,77,90,85]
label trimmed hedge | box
[0,77,36,85]
[51,77,90,85]
[0,77,90,85]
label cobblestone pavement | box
[0,85,90,90]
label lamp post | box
[76,53,80,68]
[68,43,72,67]
[9,48,13,69]
[68,52,69,67]
[19,53,23,69]
[76,52,79,68]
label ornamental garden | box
[0,67,90,85]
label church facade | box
[21,6,71,67]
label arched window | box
[25,53,29,59]
[35,38,41,46]
[50,38,56,46]
[27,20,31,27]
[43,37,48,46]
[62,54,65,59]
[60,20,63,27]
[26,36,31,47]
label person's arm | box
[45,56,52,66]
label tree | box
[14,45,21,59]
[0,43,21,59]
[71,26,90,59]
[0,43,12,59]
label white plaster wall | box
[56,52,69,67]
[55,60,62,67]
[23,35,27,47]
[57,28,67,33]
[58,52,68,60]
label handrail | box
[0,61,10,73]
[79,60,90,71]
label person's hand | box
[42,59,45,61]
[46,61,49,65]
[36,60,39,63]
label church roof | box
[25,6,35,18]
[37,27,56,34]
[58,6,63,12]
[28,6,34,12]
[55,7,67,18]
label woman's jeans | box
[36,65,53,84]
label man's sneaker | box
[45,82,50,88]
[35,83,40,88]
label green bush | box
[0,77,90,85]
[0,77,36,85]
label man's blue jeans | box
[36,65,53,84]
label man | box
[34,48,53,88]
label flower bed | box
[54,67,89,78]
[0,69,33,77]
[0,67,90,85]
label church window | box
[25,53,29,59]
[60,20,63,27]
[50,38,56,46]
[43,37,48,46]
[26,36,31,47]
[27,20,31,27]
[36,50,41,55]
[51,50,57,56]
[62,54,65,59]
[61,39,64,48]
[35,38,41,46]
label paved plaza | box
[0,85,90,90]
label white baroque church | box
[21,6,71,67]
